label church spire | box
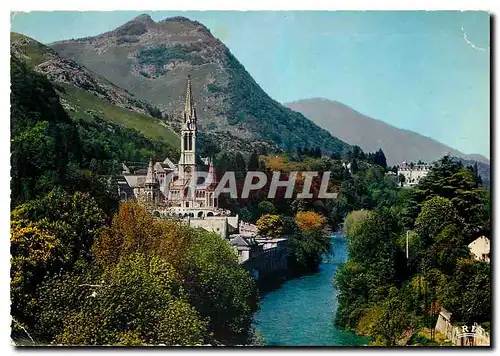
[184,75,196,122]
[207,158,216,185]
[146,158,155,184]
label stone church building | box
[117,76,229,222]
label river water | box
[252,234,368,346]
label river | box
[252,234,368,346]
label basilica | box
[116,77,288,275]
[117,76,227,220]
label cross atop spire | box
[184,75,196,122]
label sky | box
[10,11,490,158]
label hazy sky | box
[11,11,490,158]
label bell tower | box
[178,75,197,183]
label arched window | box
[198,211,204,218]
[188,133,193,150]
[183,133,188,150]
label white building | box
[468,236,490,263]
[397,162,430,187]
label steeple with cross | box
[178,75,197,182]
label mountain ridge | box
[285,98,489,165]
[49,14,351,155]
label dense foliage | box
[213,146,395,274]
[334,156,491,345]
[10,56,177,209]
[10,56,257,346]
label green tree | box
[10,188,106,330]
[373,148,387,170]
[257,200,277,215]
[93,202,258,345]
[371,287,418,346]
[52,254,210,345]
[415,196,458,242]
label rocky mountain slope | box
[49,14,350,155]
[285,98,490,166]
[11,32,179,148]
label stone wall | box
[189,217,228,238]
[435,308,490,346]
[241,240,288,280]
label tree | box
[313,147,322,158]
[373,149,387,170]
[295,211,326,234]
[256,214,283,238]
[93,201,258,345]
[10,188,106,330]
[350,145,363,160]
[412,156,490,238]
[51,254,210,345]
[398,173,406,187]
[415,196,458,242]
[238,207,252,222]
[371,287,418,346]
[343,210,372,239]
[257,200,277,215]
[10,57,80,207]
[233,152,247,180]
[446,259,491,324]
[330,151,341,160]
[350,159,359,174]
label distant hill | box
[285,98,489,166]
[49,14,350,155]
[455,158,491,188]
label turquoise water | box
[253,234,368,346]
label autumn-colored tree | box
[295,211,327,234]
[256,214,284,238]
[10,219,66,322]
[263,155,288,171]
[10,188,106,332]
[93,201,258,345]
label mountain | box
[11,31,186,200]
[49,14,350,155]
[11,32,179,148]
[285,98,490,166]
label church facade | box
[116,76,290,271]
[118,76,226,220]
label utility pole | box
[406,230,409,260]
